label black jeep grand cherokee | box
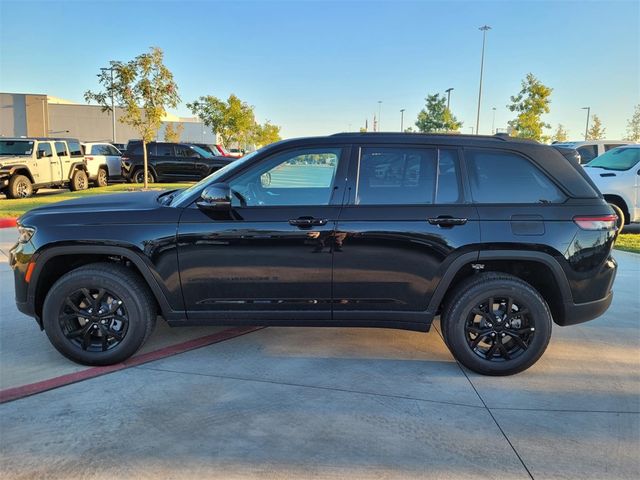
[10,133,618,375]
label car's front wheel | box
[441,273,552,376]
[43,263,156,365]
[7,175,33,199]
[132,168,155,184]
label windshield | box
[585,147,640,171]
[0,140,34,156]
[191,145,214,158]
[170,149,262,206]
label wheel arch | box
[429,250,572,326]
[5,166,35,183]
[29,245,178,324]
[603,194,630,222]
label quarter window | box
[229,148,340,206]
[466,149,565,204]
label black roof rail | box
[329,132,539,143]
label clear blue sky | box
[1,0,638,139]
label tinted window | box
[577,145,598,164]
[156,144,174,156]
[54,142,68,156]
[356,147,437,205]
[66,140,82,156]
[436,149,462,204]
[466,149,565,203]
[107,145,121,155]
[175,145,199,158]
[90,144,107,155]
[38,143,53,158]
[229,148,340,206]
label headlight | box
[17,225,35,244]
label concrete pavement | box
[0,224,638,478]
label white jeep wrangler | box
[0,138,89,198]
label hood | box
[20,191,165,224]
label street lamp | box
[475,25,491,135]
[377,101,382,131]
[445,88,454,110]
[582,106,591,140]
[400,109,405,132]
[100,67,117,143]
[491,107,497,134]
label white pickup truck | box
[0,138,89,198]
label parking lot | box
[0,225,638,479]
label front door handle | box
[289,217,328,228]
[427,216,468,227]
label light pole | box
[476,25,491,135]
[469,126,475,135]
[445,87,454,110]
[400,109,405,132]
[101,67,117,143]
[491,107,497,134]
[377,101,382,131]
[582,106,591,140]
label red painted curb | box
[0,218,17,228]
[0,326,264,404]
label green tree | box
[507,73,552,142]
[415,93,462,133]
[625,105,640,141]
[551,124,568,143]
[187,94,256,148]
[586,114,606,140]
[163,122,184,142]
[252,121,282,147]
[85,47,179,188]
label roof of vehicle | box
[329,132,540,144]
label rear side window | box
[66,140,82,157]
[465,149,565,204]
[156,144,174,156]
[54,142,68,156]
[577,145,598,164]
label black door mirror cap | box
[197,183,232,210]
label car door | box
[173,144,198,179]
[177,145,350,321]
[332,144,480,323]
[52,142,69,182]
[34,142,55,184]
[104,144,122,179]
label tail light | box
[573,215,617,230]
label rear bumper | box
[560,291,613,326]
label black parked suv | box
[11,133,618,375]
[121,141,233,183]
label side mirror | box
[197,183,231,210]
[36,150,44,159]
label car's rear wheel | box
[69,169,88,191]
[441,273,552,376]
[7,175,33,199]
[96,168,108,187]
[43,263,156,365]
[608,202,625,233]
[133,168,155,184]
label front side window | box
[175,145,198,158]
[585,147,640,171]
[465,149,565,204]
[38,143,53,158]
[55,142,68,156]
[577,145,598,164]
[229,148,340,206]
[356,147,437,205]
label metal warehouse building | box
[0,92,216,144]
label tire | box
[132,168,155,184]
[441,273,552,376]
[42,263,156,366]
[608,202,625,233]
[69,169,88,191]
[7,175,33,199]
[96,168,108,187]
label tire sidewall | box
[97,168,108,187]
[43,270,150,365]
[9,175,33,199]
[445,281,552,376]
[71,170,88,191]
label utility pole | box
[491,107,497,134]
[476,25,491,135]
[445,87,454,110]
[400,109,405,131]
[582,106,591,140]
[377,101,382,131]
[101,67,117,143]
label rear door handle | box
[289,217,328,228]
[427,216,468,227]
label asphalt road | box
[0,227,638,479]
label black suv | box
[11,133,618,375]
[121,141,233,183]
